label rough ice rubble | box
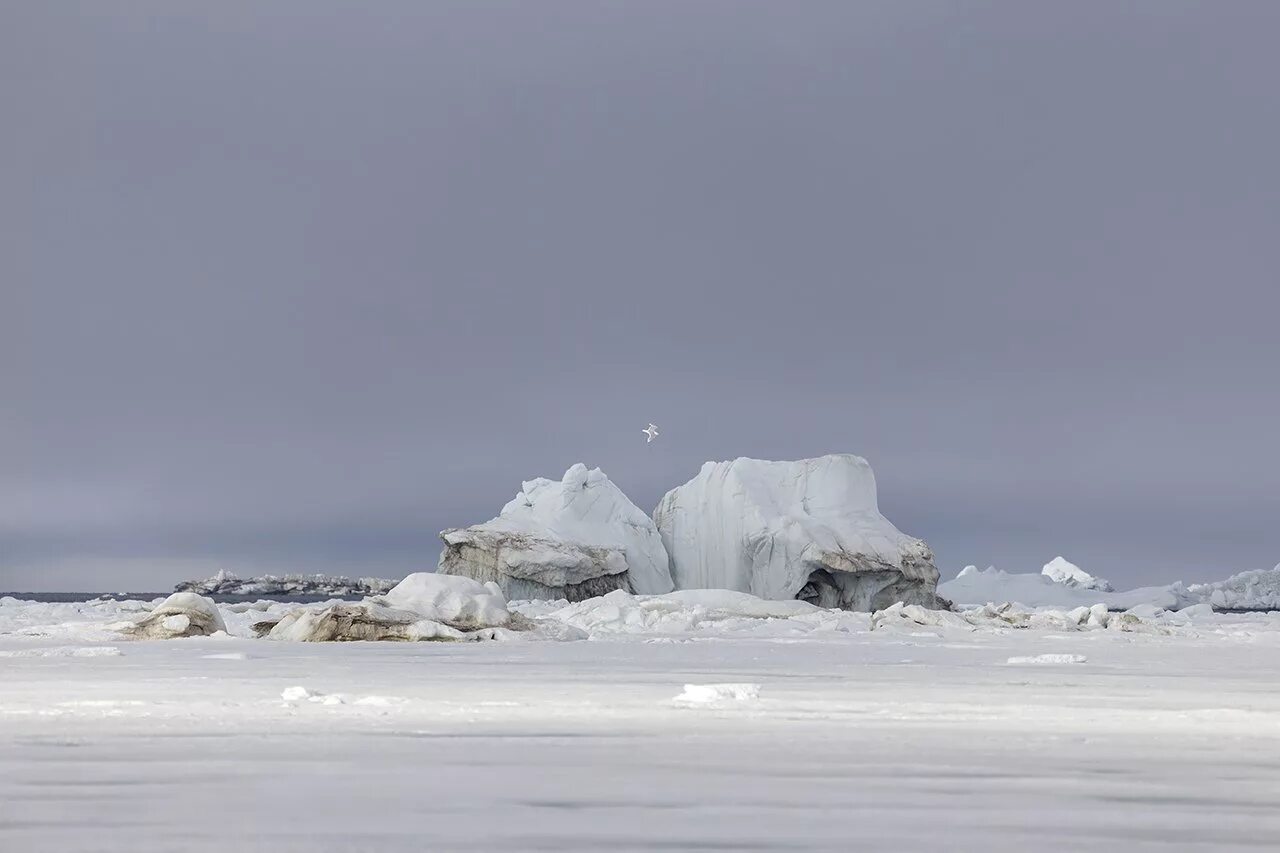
[654,455,940,611]
[867,600,1180,634]
[120,593,227,639]
[0,587,1259,648]
[260,573,516,642]
[944,561,1280,613]
[1041,556,1114,592]
[438,463,673,601]
[527,588,859,637]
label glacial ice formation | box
[437,463,673,601]
[1041,556,1114,592]
[653,454,940,610]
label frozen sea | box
[2,594,1279,851]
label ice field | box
[3,594,1280,852]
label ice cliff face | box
[653,455,940,610]
[1041,557,1114,592]
[438,464,674,601]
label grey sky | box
[4,1,1278,591]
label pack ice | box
[654,454,941,610]
[438,464,674,600]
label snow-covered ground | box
[4,594,1280,851]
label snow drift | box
[653,455,940,610]
[438,463,673,600]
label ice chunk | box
[654,455,940,610]
[121,593,227,639]
[261,573,512,642]
[1176,602,1216,619]
[1007,654,1088,665]
[674,683,762,704]
[370,573,510,629]
[438,464,673,600]
[1041,557,1114,592]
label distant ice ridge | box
[175,569,397,597]
[1186,565,1280,610]
[654,455,940,610]
[942,565,1185,610]
[1041,556,1113,592]
[942,562,1280,612]
[438,463,674,601]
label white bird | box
[642,423,660,443]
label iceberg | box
[653,454,940,610]
[438,463,674,600]
[1041,556,1114,592]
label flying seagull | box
[642,423,660,443]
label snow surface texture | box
[175,568,396,596]
[4,593,1280,850]
[261,573,514,642]
[438,463,674,600]
[1041,556,1114,591]
[654,454,940,610]
[119,593,227,639]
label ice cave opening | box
[795,568,916,611]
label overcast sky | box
[4,1,1278,591]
